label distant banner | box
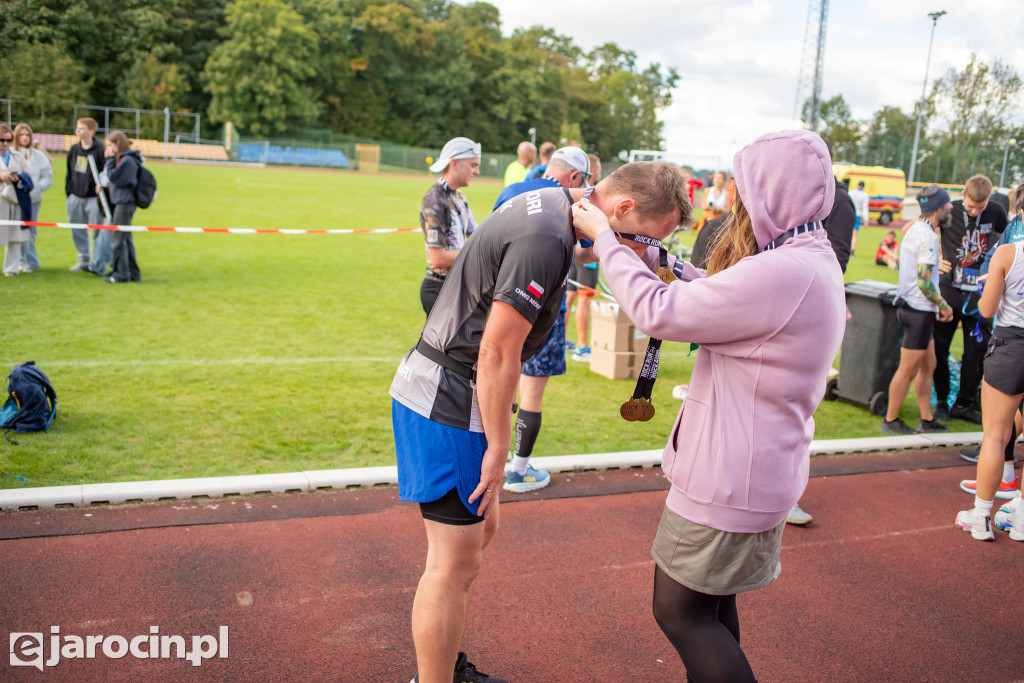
[0,220,419,235]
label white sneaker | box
[994,496,1024,541]
[955,508,995,541]
[671,384,689,401]
[69,262,90,272]
[786,503,812,525]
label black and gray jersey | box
[390,187,577,431]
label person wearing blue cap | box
[881,184,954,434]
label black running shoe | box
[919,418,949,433]
[934,404,951,421]
[959,447,980,463]
[455,652,507,683]
[880,417,918,435]
[410,653,508,683]
[950,403,982,424]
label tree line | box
[807,54,1022,185]
[0,0,677,160]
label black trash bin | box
[826,280,903,415]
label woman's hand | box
[571,200,612,242]
[467,444,506,518]
[3,172,17,182]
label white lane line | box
[783,524,952,550]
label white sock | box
[974,496,994,517]
[512,455,530,476]
[1004,463,1016,483]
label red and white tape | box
[0,220,419,235]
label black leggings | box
[652,566,757,683]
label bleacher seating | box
[35,134,228,162]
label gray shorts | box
[651,506,785,596]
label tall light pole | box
[1000,137,1017,187]
[908,10,945,186]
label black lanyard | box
[613,231,673,422]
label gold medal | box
[620,398,643,421]
[637,398,655,422]
[656,267,675,284]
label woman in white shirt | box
[12,123,53,273]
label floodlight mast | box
[908,10,946,186]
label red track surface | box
[2,450,1022,682]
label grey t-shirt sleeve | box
[492,233,568,323]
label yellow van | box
[832,164,906,225]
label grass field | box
[1,161,970,488]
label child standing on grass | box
[100,131,142,283]
[65,117,109,274]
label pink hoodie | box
[594,131,847,533]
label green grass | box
[1,163,973,488]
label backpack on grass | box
[134,162,157,209]
[1,362,57,441]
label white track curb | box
[0,433,987,512]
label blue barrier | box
[237,144,350,168]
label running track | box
[1,448,1021,682]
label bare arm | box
[978,244,1014,319]
[426,246,459,271]
[469,301,532,517]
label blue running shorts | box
[392,399,489,516]
[522,315,567,378]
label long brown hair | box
[106,130,131,166]
[705,196,758,276]
[12,123,33,151]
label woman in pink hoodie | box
[573,130,847,681]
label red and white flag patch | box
[527,281,544,298]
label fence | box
[0,99,201,147]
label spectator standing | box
[524,141,556,181]
[565,153,605,358]
[492,147,592,494]
[881,185,953,434]
[572,130,844,682]
[697,171,728,231]
[955,233,1024,541]
[503,141,535,186]
[848,180,870,254]
[0,124,28,276]
[419,137,480,314]
[821,139,855,272]
[12,124,53,273]
[65,118,110,273]
[101,131,142,283]
[933,174,1008,422]
[681,166,704,207]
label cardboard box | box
[589,347,644,380]
[589,300,648,352]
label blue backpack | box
[1,362,57,442]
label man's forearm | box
[917,264,947,309]
[476,341,520,453]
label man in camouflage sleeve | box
[419,137,481,314]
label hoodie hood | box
[732,130,835,251]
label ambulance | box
[832,164,907,226]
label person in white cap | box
[490,146,593,495]
[419,137,481,314]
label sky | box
[458,0,1024,169]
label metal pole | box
[163,107,170,160]
[1000,138,1017,187]
[908,10,945,186]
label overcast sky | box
[459,0,1024,168]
